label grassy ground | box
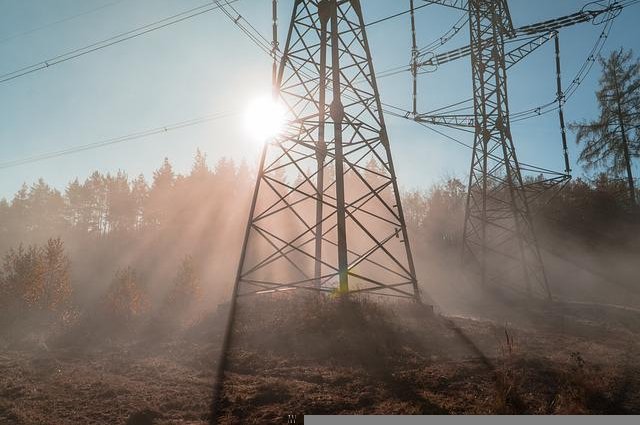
[1,296,640,424]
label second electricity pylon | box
[462,0,551,298]
[415,0,626,297]
[234,0,420,301]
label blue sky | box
[0,0,639,199]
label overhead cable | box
[0,111,237,170]
[0,0,242,85]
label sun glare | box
[244,96,287,143]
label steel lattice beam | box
[417,29,556,70]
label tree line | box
[0,49,638,342]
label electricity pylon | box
[212,2,422,420]
[462,0,551,298]
[415,0,626,297]
[233,0,421,301]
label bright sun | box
[244,96,287,143]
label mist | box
[1,150,640,423]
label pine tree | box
[0,238,72,313]
[147,158,175,228]
[214,157,236,180]
[8,184,30,236]
[85,171,108,234]
[65,179,84,229]
[41,237,72,311]
[106,171,134,233]
[0,199,9,238]
[26,179,66,235]
[131,174,149,231]
[153,157,175,190]
[570,48,640,206]
[2,244,45,310]
[191,149,209,179]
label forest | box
[0,147,638,344]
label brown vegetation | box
[1,151,640,423]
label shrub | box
[104,266,150,322]
[166,255,202,313]
[0,238,73,343]
[0,238,72,314]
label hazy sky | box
[1,0,639,199]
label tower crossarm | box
[414,31,557,128]
[413,113,475,127]
[503,31,556,68]
[418,29,556,77]
[417,1,621,70]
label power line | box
[0,0,242,85]
[221,1,271,47]
[511,2,618,122]
[0,0,263,169]
[386,110,566,178]
[366,7,468,81]
[218,0,552,175]
[1,1,629,170]
[418,14,468,54]
[0,0,126,45]
[377,0,634,113]
[0,6,457,172]
[214,0,272,55]
[0,111,237,170]
[365,2,432,27]
[207,0,626,175]
[405,0,622,124]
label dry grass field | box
[2,296,640,424]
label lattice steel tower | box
[234,0,421,301]
[415,0,624,297]
[462,0,550,298]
